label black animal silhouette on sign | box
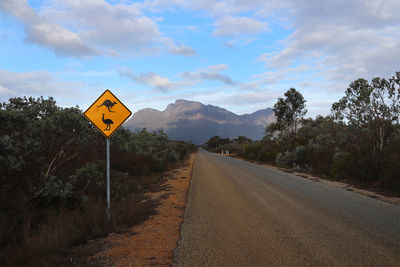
[102,114,114,131]
[98,99,117,112]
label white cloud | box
[134,72,187,92]
[254,0,400,92]
[53,0,161,53]
[27,21,97,57]
[119,64,236,92]
[163,37,196,56]
[237,81,262,91]
[119,69,192,92]
[0,0,36,21]
[290,0,400,29]
[0,84,12,95]
[0,69,84,101]
[140,0,270,47]
[0,0,96,57]
[181,64,236,85]
[213,16,268,37]
[0,0,196,57]
[254,65,311,85]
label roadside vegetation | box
[205,71,400,193]
[0,96,196,266]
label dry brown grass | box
[64,153,196,266]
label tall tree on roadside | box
[234,136,253,144]
[332,72,400,150]
[331,71,400,172]
[206,136,231,148]
[272,88,307,138]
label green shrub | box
[276,151,296,167]
[70,161,105,198]
[0,96,196,265]
[330,149,376,183]
[380,134,400,190]
[330,151,355,181]
[35,174,74,207]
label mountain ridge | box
[124,99,275,144]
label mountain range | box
[124,99,275,144]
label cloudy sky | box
[1,0,399,116]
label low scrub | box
[0,96,196,265]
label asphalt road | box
[174,150,400,266]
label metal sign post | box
[83,90,132,223]
[106,138,111,222]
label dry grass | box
[64,153,196,266]
[1,182,162,266]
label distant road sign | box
[84,90,132,138]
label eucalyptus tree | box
[332,72,400,154]
[331,71,400,178]
[272,88,307,138]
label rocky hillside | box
[124,99,274,144]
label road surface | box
[174,150,400,266]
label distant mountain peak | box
[125,99,275,144]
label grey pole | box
[106,138,111,222]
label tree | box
[331,72,400,156]
[331,71,400,179]
[234,136,253,144]
[272,88,307,138]
[206,136,230,148]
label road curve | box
[174,150,400,266]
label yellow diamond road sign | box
[84,90,132,138]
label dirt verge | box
[62,153,196,266]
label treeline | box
[206,71,400,192]
[0,96,196,265]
